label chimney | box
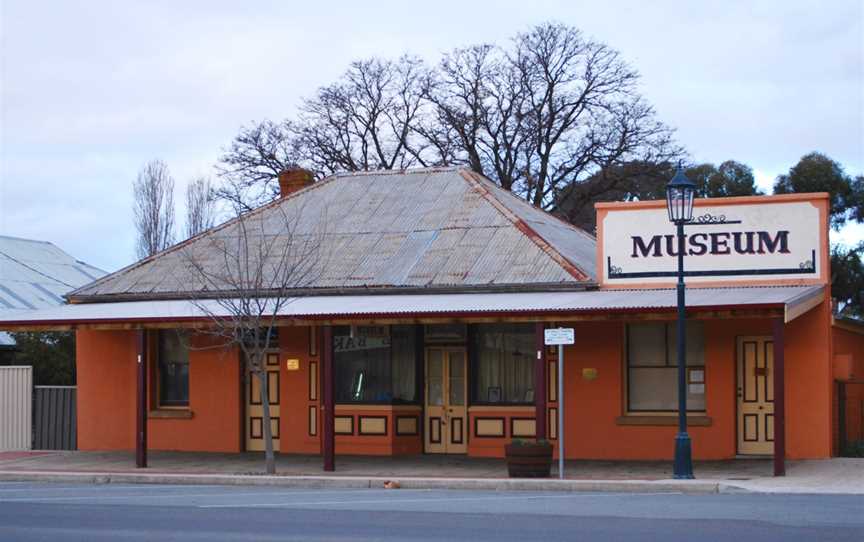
[277,168,315,197]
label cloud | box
[1,0,861,272]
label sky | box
[1,0,862,272]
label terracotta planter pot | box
[505,441,553,478]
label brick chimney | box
[277,168,314,197]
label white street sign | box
[544,328,574,346]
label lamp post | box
[666,164,696,479]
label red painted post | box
[534,323,547,440]
[136,329,148,468]
[322,325,335,472]
[772,318,785,477]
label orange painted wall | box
[279,326,321,454]
[783,298,834,458]
[553,311,832,461]
[468,408,537,457]
[76,329,137,450]
[77,309,837,460]
[333,407,423,456]
[76,329,242,452]
[146,334,242,453]
[557,319,744,460]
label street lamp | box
[666,163,696,479]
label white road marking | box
[199,492,681,509]
[0,484,180,493]
[0,488,386,503]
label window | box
[157,330,189,407]
[334,325,417,404]
[471,323,535,405]
[626,322,705,412]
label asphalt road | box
[0,482,860,541]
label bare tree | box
[185,176,217,238]
[217,22,681,213]
[216,120,301,211]
[425,22,680,209]
[133,160,176,259]
[179,191,328,474]
[293,55,436,174]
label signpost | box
[544,327,574,480]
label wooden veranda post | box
[322,325,335,472]
[136,329,148,468]
[772,318,786,477]
[534,323,547,440]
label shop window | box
[334,325,417,404]
[157,330,190,407]
[471,323,535,405]
[626,322,705,412]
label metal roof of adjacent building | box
[0,285,824,328]
[69,168,597,302]
[0,235,106,345]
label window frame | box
[468,323,536,407]
[624,322,706,415]
[332,324,422,406]
[155,329,190,409]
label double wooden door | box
[424,348,467,454]
[736,336,774,455]
[245,351,281,452]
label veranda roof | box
[0,285,824,330]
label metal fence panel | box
[0,366,33,450]
[33,386,77,450]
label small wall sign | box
[582,368,598,380]
[544,328,575,345]
[285,359,300,371]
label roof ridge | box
[331,166,464,178]
[458,169,592,282]
[469,174,597,243]
[67,173,345,300]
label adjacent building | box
[0,235,105,364]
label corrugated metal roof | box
[69,168,597,301]
[0,235,107,346]
[0,285,823,327]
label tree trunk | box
[255,367,277,475]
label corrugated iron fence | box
[0,368,77,451]
[0,366,32,450]
[33,386,77,450]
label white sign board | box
[599,199,824,286]
[544,328,574,345]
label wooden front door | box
[424,348,468,454]
[245,351,281,452]
[736,337,774,455]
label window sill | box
[149,409,193,419]
[616,415,712,427]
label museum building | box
[1,167,861,473]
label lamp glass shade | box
[666,168,696,223]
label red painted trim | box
[459,169,592,282]
[0,303,788,328]
[136,330,148,468]
[772,319,786,476]
[534,323,547,440]
[322,326,334,472]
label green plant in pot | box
[504,438,553,478]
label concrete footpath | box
[0,469,737,494]
[0,452,861,495]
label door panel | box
[246,351,281,452]
[424,348,467,454]
[737,337,774,455]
